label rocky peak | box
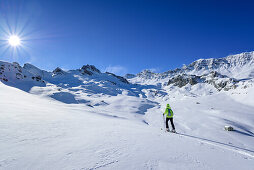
[80,65,101,75]
[136,69,158,79]
[53,67,65,76]
[138,69,154,75]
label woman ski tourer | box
[163,104,176,133]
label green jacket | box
[164,104,174,118]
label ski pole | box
[162,114,166,131]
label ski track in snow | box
[177,133,254,158]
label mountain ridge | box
[0,51,254,104]
[127,51,254,86]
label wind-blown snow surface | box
[1,82,254,169]
[1,51,254,169]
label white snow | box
[0,52,254,169]
[0,80,254,169]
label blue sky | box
[0,0,254,75]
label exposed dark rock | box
[53,67,65,76]
[87,104,94,107]
[13,62,22,73]
[0,77,8,82]
[167,71,239,91]
[108,81,117,85]
[167,74,203,88]
[32,76,42,81]
[207,71,228,78]
[204,73,238,91]
[80,65,101,75]
[16,73,23,79]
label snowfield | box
[0,82,254,170]
[0,52,254,169]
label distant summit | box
[80,64,101,75]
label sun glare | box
[8,35,21,47]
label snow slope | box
[1,81,254,169]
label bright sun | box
[8,35,21,47]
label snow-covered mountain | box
[1,51,253,99]
[1,51,254,169]
[128,52,254,96]
[1,61,139,104]
[0,61,46,91]
[131,51,254,80]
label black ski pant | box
[166,117,175,130]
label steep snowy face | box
[23,63,50,78]
[0,61,45,91]
[183,52,254,78]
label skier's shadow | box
[177,133,254,154]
